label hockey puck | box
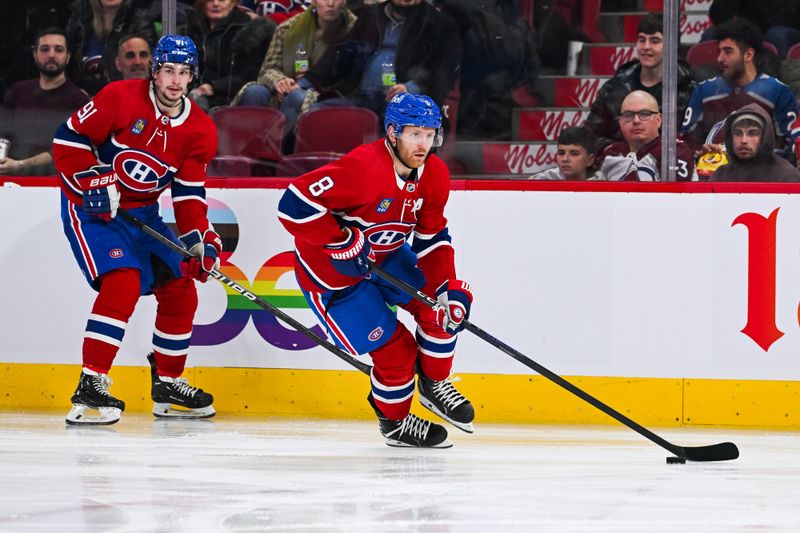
[666,456,686,464]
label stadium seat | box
[208,106,288,176]
[788,43,800,60]
[293,107,380,154]
[276,107,381,176]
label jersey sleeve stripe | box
[277,184,327,223]
[412,228,453,258]
[174,177,205,187]
[172,194,207,205]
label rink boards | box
[1,179,800,428]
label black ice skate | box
[65,371,125,426]
[368,394,451,448]
[417,368,475,433]
[148,353,215,419]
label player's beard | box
[154,83,184,109]
[391,138,429,170]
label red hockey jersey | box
[53,79,218,234]
[278,139,456,293]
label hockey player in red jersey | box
[278,93,474,448]
[54,35,220,425]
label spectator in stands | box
[114,34,151,80]
[66,0,157,95]
[183,0,276,111]
[233,0,356,126]
[586,13,695,153]
[436,0,540,141]
[711,104,800,181]
[0,28,89,176]
[303,0,462,123]
[682,18,799,158]
[239,0,311,24]
[702,0,800,59]
[535,0,598,74]
[531,126,603,180]
[600,91,696,181]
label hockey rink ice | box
[0,413,798,532]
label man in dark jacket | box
[711,104,800,181]
[585,13,696,153]
[304,0,462,119]
[182,2,275,110]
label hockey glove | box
[434,280,473,334]
[75,165,120,222]
[179,229,222,283]
[323,227,375,278]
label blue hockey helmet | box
[384,93,443,147]
[152,35,199,76]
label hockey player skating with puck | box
[54,35,219,425]
[278,93,474,448]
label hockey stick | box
[369,265,739,463]
[116,209,372,375]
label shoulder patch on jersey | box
[376,198,393,213]
[131,119,147,135]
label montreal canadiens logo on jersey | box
[112,148,173,193]
[363,222,414,253]
[368,326,384,342]
[109,248,124,258]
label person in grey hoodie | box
[711,103,800,181]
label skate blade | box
[65,404,121,426]
[418,398,474,434]
[385,437,453,449]
[153,403,216,419]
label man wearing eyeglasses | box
[599,90,696,181]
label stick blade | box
[683,442,739,462]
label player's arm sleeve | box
[52,86,119,186]
[412,167,456,291]
[172,124,219,235]
[277,167,363,246]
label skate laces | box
[431,375,467,409]
[398,414,431,441]
[169,377,200,398]
[90,374,114,396]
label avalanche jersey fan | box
[278,93,475,448]
[53,35,220,425]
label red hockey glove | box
[75,165,120,222]
[323,227,375,278]
[179,229,222,282]
[434,280,473,334]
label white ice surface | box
[0,413,798,532]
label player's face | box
[556,144,595,180]
[392,125,436,168]
[718,39,749,82]
[203,0,237,21]
[732,125,762,160]
[115,38,151,80]
[33,34,69,78]
[153,63,193,103]
[636,32,663,69]
[312,0,347,23]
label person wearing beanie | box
[711,103,800,181]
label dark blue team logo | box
[376,198,393,213]
[131,119,147,135]
[363,221,414,253]
[112,149,172,193]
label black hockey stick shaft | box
[370,265,739,462]
[117,209,372,375]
